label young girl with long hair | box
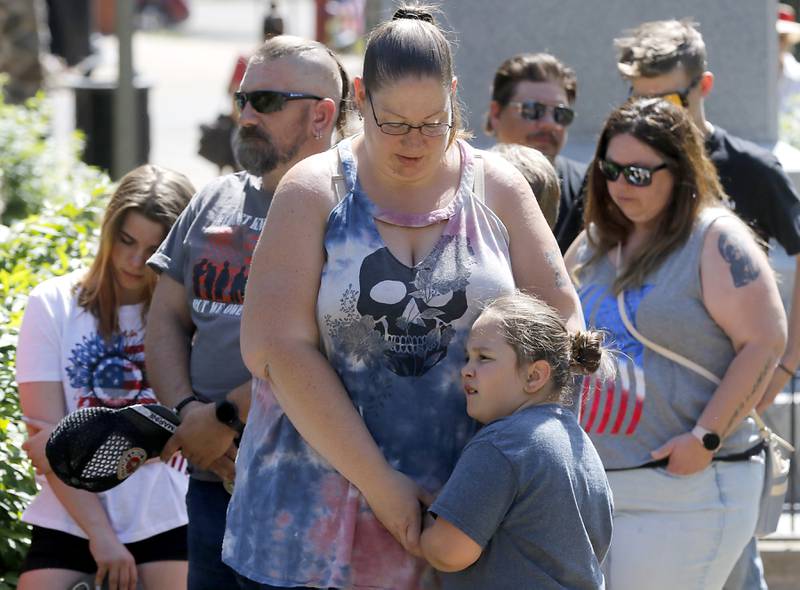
[16,165,194,590]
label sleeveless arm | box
[483,154,585,332]
[241,152,432,556]
[699,216,787,434]
[652,216,787,475]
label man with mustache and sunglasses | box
[144,35,349,590]
[486,53,586,253]
[615,18,800,590]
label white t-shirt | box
[16,271,188,543]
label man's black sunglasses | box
[509,101,575,126]
[234,90,323,114]
[598,158,668,187]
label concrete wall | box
[437,0,778,159]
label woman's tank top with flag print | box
[572,207,760,470]
[223,137,516,589]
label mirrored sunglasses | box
[629,73,703,109]
[234,90,323,114]
[510,101,575,126]
[598,158,668,187]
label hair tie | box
[392,8,434,24]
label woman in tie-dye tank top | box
[224,4,584,588]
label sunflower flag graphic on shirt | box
[67,332,157,408]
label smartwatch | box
[215,399,245,436]
[691,424,721,452]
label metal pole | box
[114,0,137,179]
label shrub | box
[0,81,110,587]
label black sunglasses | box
[509,101,575,126]
[598,158,668,187]
[234,90,323,114]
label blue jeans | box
[603,459,763,590]
[186,478,239,590]
[723,537,768,590]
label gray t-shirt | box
[431,404,613,590]
[148,171,270,414]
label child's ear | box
[524,360,551,394]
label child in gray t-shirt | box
[421,292,614,590]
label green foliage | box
[0,77,103,223]
[0,80,110,586]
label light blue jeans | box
[604,459,763,590]
[723,537,768,590]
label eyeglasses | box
[508,101,575,126]
[367,93,453,137]
[629,74,702,108]
[598,158,668,187]
[234,90,323,114]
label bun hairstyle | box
[362,2,468,145]
[481,292,611,404]
[392,7,435,23]
[570,330,605,375]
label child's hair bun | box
[570,330,604,375]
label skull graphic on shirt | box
[356,235,471,377]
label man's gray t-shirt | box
[431,404,613,590]
[148,171,270,403]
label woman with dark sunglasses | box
[564,97,787,589]
[225,3,583,589]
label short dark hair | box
[615,19,707,79]
[490,53,577,107]
[486,53,577,135]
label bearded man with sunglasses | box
[486,53,586,253]
[143,35,348,590]
[616,18,800,590]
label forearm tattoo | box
[724,357,773,435]
[544,249,567,289]
[718,233,759,288]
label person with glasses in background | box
[225,4,584,588]
[486,53,587,253]
[144,35,349,590]
[564,97,786,590]
[615,19,800,590]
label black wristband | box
[778,363,795,377]
[174,393,204,415]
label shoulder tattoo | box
[717,232,760,288]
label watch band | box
[691,424,721,451]
[174,393,204,416]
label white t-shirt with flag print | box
[16,271,188,543]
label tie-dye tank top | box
[223,138,516,588]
